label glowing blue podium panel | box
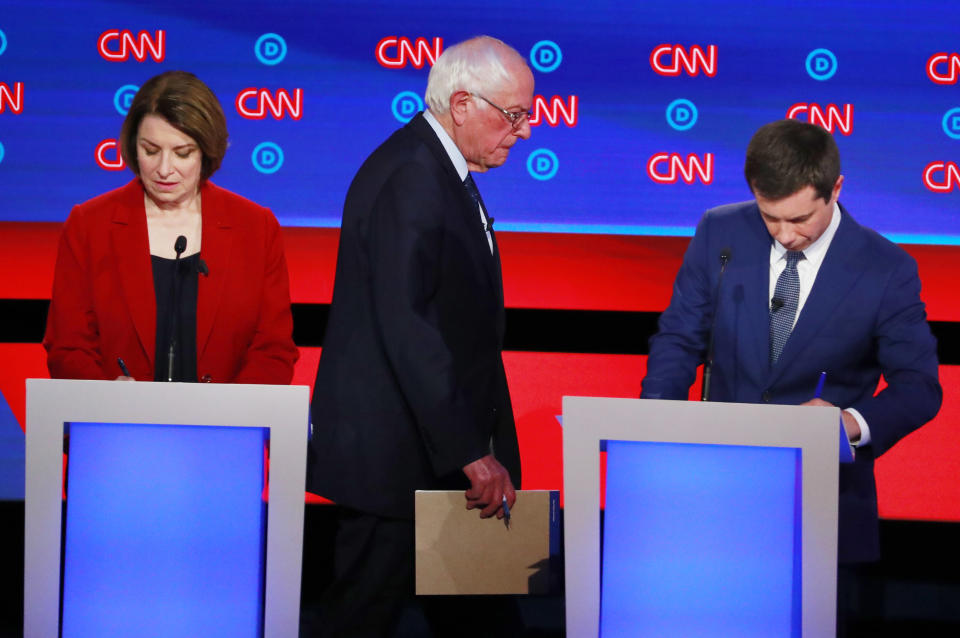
[61,422,267,638]
[25,380,309,638]
[562,397,839,638]
[601,441,801,637]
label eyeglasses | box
[472,94,532,130]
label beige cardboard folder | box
[415,490,559,595]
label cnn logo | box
[376,37,443,69]
[650,45,717,77]
[786,103,854,135]
[95,139,126,171]
[98,30,165,62]
[0,82,23,114]
[647,153,714,185]
[923,162,960,192]
[927,53,960,84]
[236,88,303,120]
[530,95,577,127]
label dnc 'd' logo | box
[255,33,287,66]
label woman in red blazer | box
[44,71,298,384]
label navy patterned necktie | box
[769,250,805,364]
[463,174,494,253]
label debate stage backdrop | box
[1,0,958,521]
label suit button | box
[761,391,772,403]
[201,374,213,383]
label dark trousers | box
[838,563,881,638]
[316,507,524,638]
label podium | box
[24,379,309,638]
[562,397,841,637]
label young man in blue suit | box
[642,119,941,571]
[308,36,534,637]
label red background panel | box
[3,223,959,320]
[875,365,960,522]
[282,228,339,305]
[498,233,688,312]
[0,223,61,300]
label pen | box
[117,357,132,378]
[501,495,511,530]
[814,371,826,398]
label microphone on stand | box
[167,235,187,382]
[701,247,731,402]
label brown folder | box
[415,490,559,595]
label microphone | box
[702,247,732,402]
[771,297,784,312]
[198,258,209,277]
[167,235,187,382]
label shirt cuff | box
[844,408,871,447]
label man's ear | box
[448,90,472,126]
[831,175,844,202]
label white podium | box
[562,397,841,638]
[24,379,309,638]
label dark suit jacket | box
[642,200,942,563]
[44,178,298,384]
[308,113,521,519]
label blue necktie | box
[463,174,494,253]
[769,250,805,364]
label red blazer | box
[44,179,299,384]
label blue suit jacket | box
[642,200,942,563]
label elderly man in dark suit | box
[308,35,534,637]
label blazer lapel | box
[768,208,866,384]
[736,208,774,382]
[110,180,156,364]
[196,183,232,359]
[409,114,502,297]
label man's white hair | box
[424,36,525,114]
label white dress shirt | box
[423,110,493,253]
[768,203,871,446]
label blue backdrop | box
[0,0,958,241]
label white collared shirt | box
[768,202,841,329]
[766,202,870,446]
[423,110,493,253]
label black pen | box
[501,495,511,530]
[117,357,132,378]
